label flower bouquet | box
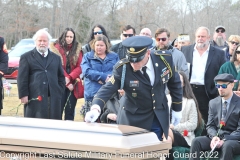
[10,96,42,116]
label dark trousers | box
[61,88,77,120]
[151,114,163,141]
[190,136,240,160]
[191,84,210,135]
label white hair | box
[195,26,211,36]
[32,28,52,42]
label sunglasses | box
[216,30,225,33]
[215,83,230,89]
[156,38,167,42]
[94,31,103,35]
[236,51,240,54]
[123,34,134,37]
[230,41,239,45]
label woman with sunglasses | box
[219,44,240,96]
[81,35,119,120]
[82,24,111,54]
[225,35,240,61]
[50,27,84,120]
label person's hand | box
[169,124,174,129]
[21,96,28,104]
[67,84,74,91]
[171,110,182,126]
[234,91,240,97]
[85,105,101,123]
[118,89,125,96]
[105,75,111,82]
[210,136,220,149]
[98,80,104,84]
[107,113,117,121]
[65,77,70,85]
[217,140,224,148]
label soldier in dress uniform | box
[85,36,182,140]
[0,37,9,115]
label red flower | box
[220,121,226,127]
[10,95,42,116]
[37,96,42,101]
[216,120,226,137]
[183,130,188,136]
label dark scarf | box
[66,43,72,51]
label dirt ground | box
[2,84,84,121]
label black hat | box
[214,73,234,83]
[215,25,225,32]
[122,36,153,63]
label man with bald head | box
[181,27,226,134]
[139,28,154,48]
[139,28,152,38]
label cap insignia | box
[130,47,135,52]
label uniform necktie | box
[42,53,45,57]
[221,101,227,121]
[142,66,150,82]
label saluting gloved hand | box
[171,110,182,126]
[85,105,101,123]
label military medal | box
[132,93,137,97]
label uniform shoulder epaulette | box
[151,50,172,56]
[115,58,129,69]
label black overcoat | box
[0,37,8,109]
[17,48,65,119]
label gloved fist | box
[171,110,182,126]
[84,105,101,123]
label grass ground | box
[2,84,84,121]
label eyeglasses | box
[236,51,240,54]
[216,30,225,33]
[94,31,103,35]
[122,34,134,37]
[230,41,239,45]
[155,38,167,42]
[215,83,230,89]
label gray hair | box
[195,26,210,36]
[32,29,52,42]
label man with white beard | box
[211,25,228,50]
[181,26,226,135]
[17,29,65,119]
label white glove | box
[85,105,101,123]
[171,110,182,126]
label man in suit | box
[17,29,65,119]
[190,73,240,160]
[0,37,8,115]
[85,36,182,141]
[181,26,226,131]
[111,25,136,59]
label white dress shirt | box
[190,45,210,85]
[141,56,155,86]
